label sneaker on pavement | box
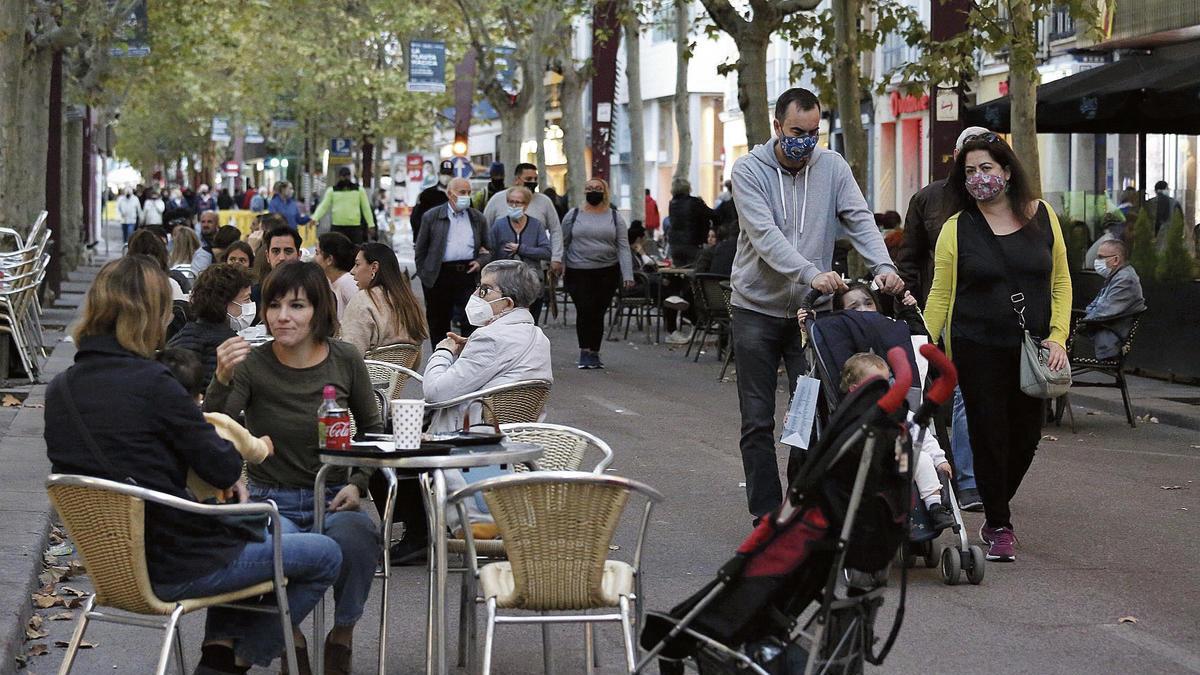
[981,525,1016,562]
[592,353,605,369]
[927,503,955,531]
[577,350,591,369]
[664,330,691,345]
[958,487,983,512]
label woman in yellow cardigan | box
[924,133,1071,564]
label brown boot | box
[323,633,352,675]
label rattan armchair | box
[424,379,552,428]
[45,474,298,675]
[364,359,424,417]
[449,472,663,675]
[364,343,422,397]
[499,422,615,473]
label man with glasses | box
[729,86,901,524]
[896,125,992,512]
[415,177,492,340]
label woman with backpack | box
[561,177,633,369]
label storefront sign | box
[406,154,424,183]
[936,90,959,122]
[222,161,240,177]
[408,41,447,93]
[890,91,929,117]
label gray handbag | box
[972,209,1072,399]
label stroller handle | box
[799,288,825,312]
[913,343,958,426]
[877,346,912,415]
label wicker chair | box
[364,359,423,412]
[45,474,298,675]
[1055,309,1147,430]
[425,379,553,429]
[449,472,663,675]
[364,344,422,398]
[499,422,615,473]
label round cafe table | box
[311,441,543,675]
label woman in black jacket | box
[168,263,255,388]
[45,256,340,674]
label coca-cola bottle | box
[317,385,352,451]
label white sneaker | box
[665,330,691,345]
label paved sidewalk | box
[1062,372,1200,432]
[0,259,101,675]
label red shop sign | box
[890,91,929,117]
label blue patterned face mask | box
[779,134,818,162]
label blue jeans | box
[122,222,136,242]
[732,307,808,517]
[950,386,977,490]
[249,483,380,628]
[153,532,341,667]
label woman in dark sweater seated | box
[206,261,384,675]
[44,256,340,675]
[168,263,255,388]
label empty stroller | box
[797,289,984,587]
[638,344,958,675]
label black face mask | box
[585,191,604,206]
[523,181,538,192]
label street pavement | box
[22,314,1200,674]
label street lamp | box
[280,158,289,169]
[269,157,280,168]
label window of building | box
[1050,4,1076,40]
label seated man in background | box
[1081,239,1146,359]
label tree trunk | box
[62,113,84,272]
[624,1,645,221]
[832,0,868,194]
[1008,0,1042,197]
[361,135,374,189]
[736,35,771,148]
[0,0,52,239]
[560,64,588,208]
[498,106,525,170]
[530,43,549,189]
[673,0,692,185]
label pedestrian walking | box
[644,189,661,239]
[666,178,716,267]
[1146,180,1184,237]
[414,177,492,340]
[923,131,1072,563]
[268,181,311,230]
[310,166,376,244]
[116,187,142,242]
[482,162,564,275]
[895,125,992,510]
[730,86,901,522]
[562,177,634,369]
[411,159,453,241]
[141,189,166,227]
[194,184,218,213]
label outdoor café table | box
[311,440,544,675]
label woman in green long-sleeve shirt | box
[206,261,382,674]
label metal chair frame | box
[607,270,661,344]
[449,472,663,675]
[686,274,733,374]
[1056,309,1146,430]
[424,379,552,427]
[45,474,299,675]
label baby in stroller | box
[841,353,955,531]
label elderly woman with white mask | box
[423,259,552,433]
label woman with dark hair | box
[128,229,186,300]
[168,263,255,387]
[924,132,1071,564]
[45,256,340,675]
[207,262,383,673]
[224,240,255,271]
[341,242,428,355]
[561,177,634,369]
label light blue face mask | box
[454,195,471,210]
[506,206,525,220]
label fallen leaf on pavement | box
[28,615,43,630]
[58,586,87,597]
[2,394,21,406]
[47,543,73,557]
[48,612,73,621]
[1041,435,1058,442]
[1118,616,1138,624]
[28,643,48,657]
[26,626,48,640]
[63,596,86,609]
[32,593,59,609]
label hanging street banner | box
[108,0,150,57]
[408,40,447,93]
[589,0,621,182]
[244,124,265,144]
[493,47,518,97]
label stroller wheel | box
[967,545,986,585]
[940,546,961,585]
[922,540,939,568]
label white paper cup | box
[391,399,425,450]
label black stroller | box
[637,344,959,675]
[798,289,984,586]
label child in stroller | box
[840,353,954,532]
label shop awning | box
[965,40,1200,135]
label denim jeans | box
[153,532,341,667]
[950,386,977,490]
[732,307,809,517]
[121,222,136,242]
[249,484,381,628]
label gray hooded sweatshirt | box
[730,140,896,318]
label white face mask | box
[465,294,506,327]
[228,300,256,331]
[1092,258,1111,277]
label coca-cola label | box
[320,412,352,450]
